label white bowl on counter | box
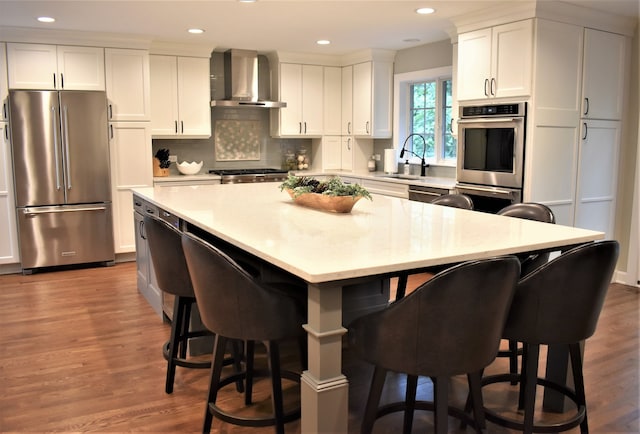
[177,161,203,175]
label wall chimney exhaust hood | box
[211,49,286,108]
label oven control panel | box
[460,102,526,118]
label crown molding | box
[0,26,151,49]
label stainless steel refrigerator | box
[8,89,115,272]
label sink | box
[375,173,421,180]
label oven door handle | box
[456,185,516,197]
[458,117,518,124]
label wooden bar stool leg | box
[403,375,418,434]
[361,366,387,434]
[266,340,285,434]
[203,335,228,434]
[244,340,255,406]
[433,377,448,434]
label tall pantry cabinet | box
[525,19,627,240]
[0,42,20,265]
[105,48,153,254]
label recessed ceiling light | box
[416,7,435,15]
[37,16,55,23]
[238,0,257,3]
[188,28,205,34]
[316,40,331,45]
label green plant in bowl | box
[279,175,372,200]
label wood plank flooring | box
[0,263,638,433]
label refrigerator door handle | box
[23,206,107,217]
[62,105,72,190]
[51,106,62,190]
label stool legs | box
[266,341,285,434]
[166,296,189,394]
[361,366,386,434]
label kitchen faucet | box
[399,133,429,176]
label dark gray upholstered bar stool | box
[430,193,475,210]
[395,193,475,301]
[480,240,619,434]
[144,215,214,394]
[181,231,307,434]
[349,256,521,434]
[496,202,556,381]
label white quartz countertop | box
[295,170,457,190]
[153,173,221,183]
[132,183,604,284]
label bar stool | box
[431,193,475,210]
[349,256,520,434]
[143,215,215,394]
[480,240,619,433]
[496,202,556,380]
[181,231,307,434]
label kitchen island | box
[133,182,604,433]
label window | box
[394,67,457,166]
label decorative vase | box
[153,158,169,177]
[286,189,362,213]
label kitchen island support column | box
[301,283,349,433]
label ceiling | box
[0,0,637,55]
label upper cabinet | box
[0,43,8,122]
[273,63,323,137]
[352,60,393,138]
[7,43,105,91]
[323,66,342,136]
[457,20,533,101]
[581,29,626,120]
[341,65,353,135]
[105,48,151,122]
[150,55,211,138]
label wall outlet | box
[169,155,178,162]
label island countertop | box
[132,182,603,284]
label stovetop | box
[208,168,288,176]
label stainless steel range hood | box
[211,49,286,108]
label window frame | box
[393,66,456,167]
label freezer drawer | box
[17,203,115,270]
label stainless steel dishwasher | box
[408,185,451,203]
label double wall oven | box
[455,102,527,213]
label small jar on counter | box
[296,149,310,170]
[283,151,297,171]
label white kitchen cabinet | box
[323,66,342,136]
[275,63,323,137]
[526,19,625,241]
[105,48,151,122]
[313,136,341,170]
[457,19,532,101]
[341,136,354,171]
[150,55,211,138]
[352,61,393,138]
[7,43,105,90]
[341,65,353,135]
[0,43,8,121]
[0,122,19,264]
[581,29,626,120]
[575,120,620,239]
[109,122,153,253]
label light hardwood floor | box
[0,263,638,433]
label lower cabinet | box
[0,122,19,264]
[109,122,153,253]
[133,197,162,318]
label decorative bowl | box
[286,189,362,213]
[177,161,203,175]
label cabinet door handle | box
[304,121,307,134]
[582,122,588,140]
[484,78,489,96]
[108,104,113,120]
[181,121,184,134]
[53,73,56,89]
[347,138,351,150]
[174,120,178,134]
[490,78,496,96]
[109,124,114,139]
[2,102,6,120]
[449,118,455,134]
[583,97,589,116]
[366,121,370,134]
[348,121,351,135]
[61,73,64,89]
